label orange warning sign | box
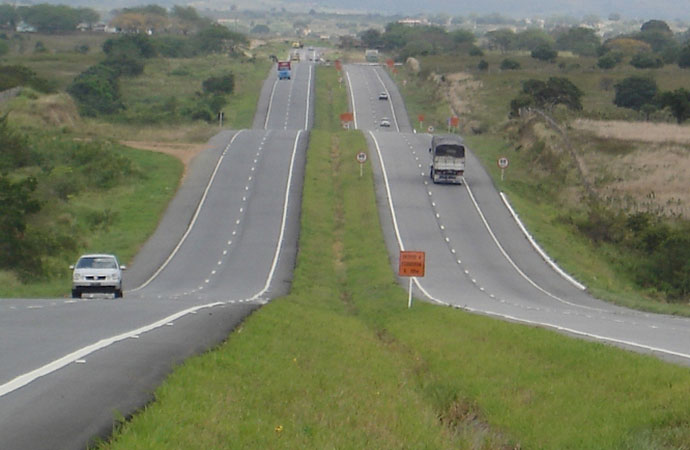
[399,251,425,277]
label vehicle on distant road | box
[277,61,291,80]
[71,254,125,298]
[378,92,389,100]
[380,117,391,127]
[429,134,465,184]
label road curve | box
[345,63,690,367]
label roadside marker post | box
[399,251,425,308]
[356,151,367,177]
[497,156,509,181]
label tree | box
[515,77,583,111]
[193,25,248,54]
[630,52,663,69]
[602,38,651,57]
[555,27,601,56]
[67,65,123,116]
[597,52,621,69]
[20,4,94,33]
[658,88,690,123]
[202,74,235,95]
[103,34,157,59]
[500,58,521,70]
[0,174,41,275]
[360,28,383,49]
[613,76,658,111]
[637,19,677,60]
[450,29,475,45]
[0,4,19,28]
[514,29,553,51]
[678,44,690,68]
[531,44,558,62]
[486,28,515,52]
[640,19,672,34]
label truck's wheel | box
[114,289,123,299]
[71,289,81,299]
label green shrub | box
[630,52,663,68]
[67,64,123,116]
[500,58,521,70]
[202,74,235,95]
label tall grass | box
[102,65,690,450]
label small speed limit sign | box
[497,157,509,169]
[356,152,367,163]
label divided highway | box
[344,63,690,367]
[3,55,689,450]
[0,61,314,449]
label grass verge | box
[101,66,690,449]
[0,146,182,298]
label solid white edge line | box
[462,177,604,312]
[304,64,313,130]
[345,68,358,129]
[500,192,587,291]
[264,77,279,130]
[2,131,305,398]
[247,130,303,301]
[130,130,246,292]
[368,131,690,363]
[0,302,224,398]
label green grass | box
[117,54,272,129]
[0,145,182,298]
[101,64,690,450]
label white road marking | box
[130,131,245,292]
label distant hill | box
[20,0,690,22]
[288,0,690,21]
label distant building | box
[397,18,428,27]
[16,21,36,33]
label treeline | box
[67,26,246,122]
[349,23,479,61]
[0,4,98,33]
[351,19,690,71]
[0,116,140,280]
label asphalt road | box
[344,63,690,367]
[0,60,314,449]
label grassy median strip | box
[102,67,690,448]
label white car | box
[380,117,391,127]
[378,92,389,100]
[71,254,125,298]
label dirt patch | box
[121,141,209,179]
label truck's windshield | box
[435,145,465,158]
